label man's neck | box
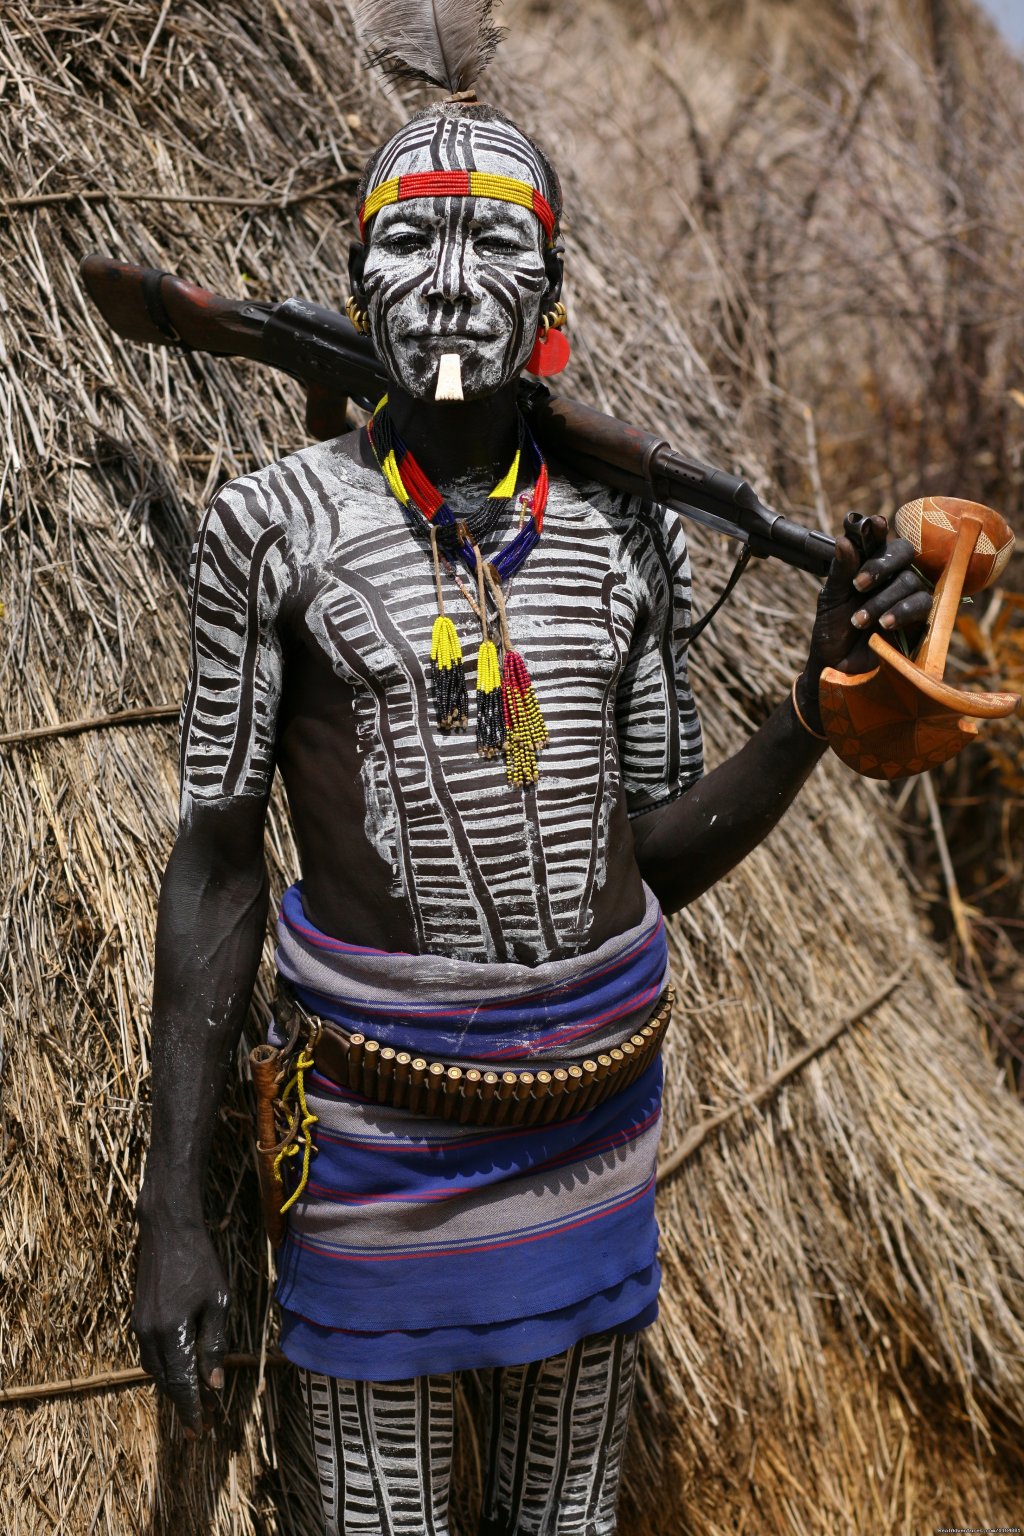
[385,382,521,490]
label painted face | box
[360,114,553,401]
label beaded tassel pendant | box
[473,548,505,758]
[428,527,468,729]
[476,639,505,757]
[502,649,548,785]
[486,566,548,786]
[430,613,469,728]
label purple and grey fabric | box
[273,886,670,1379]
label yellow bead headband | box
[359,169,556,243]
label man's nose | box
[422,239,479,306]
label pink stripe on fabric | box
[286,1173,655,1262]
[283,909,410,958]
[299,1109,661,1207]
[281,908,663,1012]
[479,983,664,1059]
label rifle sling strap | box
[142,268,190,349]
[682,542,753,645]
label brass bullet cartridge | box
[624,1042,647,1092]
[442,1066,463,1121]
[479,1071,499,1116]
[540,1067,569,1124]
[509,1072,535,1127]
[577,1059,599,1114]
[346,1033,366,1091]
[459,1068,482,1125]
[581,1055,611,1114]
[407,1057,428,1115]
[377,1047,396,1102]
[424,1061,446,1117]
[393,1051,412,1109]
[361,1038,381,1099]
[494,1071,518,1127]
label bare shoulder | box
[197,430,400,569]
[547,466,691,570]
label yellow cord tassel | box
[273,1047,319,1214]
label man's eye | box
[382,232,431,252]
[475,237,523,256]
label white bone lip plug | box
[434,352,464,402]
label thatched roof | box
[1,1,1022,1531]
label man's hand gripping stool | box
[818,498,1018,779]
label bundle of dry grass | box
[1,2,1022,1532]
[535,0,1024,1067]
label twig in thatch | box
[656,961,911,1186]
[2,174,354,213]
[921,769,976,963]
[0,703,177,748]
[0,1352,289,1406]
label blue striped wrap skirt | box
[271,883,669,1380]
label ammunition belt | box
[289,986,673,1129]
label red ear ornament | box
[526,325,571,377]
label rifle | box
[79,255,836,579]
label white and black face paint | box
[360,115,552,402]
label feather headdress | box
[355,0,504,94]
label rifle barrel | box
[78,254,837,576]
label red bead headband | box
[359,170,556,244]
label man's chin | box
[389,363,523,404]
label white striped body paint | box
[298,1331,639,1536]
[179,443,702,964]
[300,1370,454,1536]
[361,115,551,400]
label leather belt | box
[280,985,674,1129]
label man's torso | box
[182,433,699,964]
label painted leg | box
[298,1367,455,1536]
[478,1332,640,1536]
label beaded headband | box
[359,170,556,244]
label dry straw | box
[1,1,1022,1532]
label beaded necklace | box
[366,395,549,785]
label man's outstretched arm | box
[631,516,932,914]
[133,798,269,1436]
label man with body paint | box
[131,94,930,1536]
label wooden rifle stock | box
[79,254,835,576]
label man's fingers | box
[851,536,917,591]
[877,592,933,632]
[136,1331,168,1394]
[196,1289,230,1392]
[850,568,924,628]
[843,510,888,560]
[158,1324,204,1436]
[822,533,859,594]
